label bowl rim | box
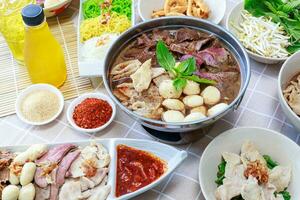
[198,126,300,200]
[15,83,65,126]
[225,1,288,62]
[103,16,251,126]
[43,0,72,11]
[67,92,116,133]
[277,51,300,122]
[137,0,226,24]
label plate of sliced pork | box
[0,139,187,200]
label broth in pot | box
[109,28,241,123]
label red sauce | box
[116,145,166,197]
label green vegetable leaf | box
[244,0,300,54]
[183,75,216,85]
[175,57,196,76]
[215,158,226,186]
[156,40,176,73]
[263,155,278,169]
[287,41,300,53]
[275,188,291,200]
[173,78,187,91]
[156,41,216,90]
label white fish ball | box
[207,103,229,117]
[9,171,19,185]
[184,112,206,122]
[201,86,221,105]
[183,80,200,95]
[183,95,204,108]
[19,183,35,200]
[162,110,184,122]
[159,80,182,99]
[191,106,207,116]
[20,162,36,186]
[162,99,185,111]
[2,185,19,200]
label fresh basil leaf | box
[175,57,196,76]
[183,75,216,85]
[156,40,176,72]
[173,78,187,91]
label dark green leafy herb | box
[173,78,187,91]
[275,188,291,200]
[156,41,176,73]
[263,155,278,169]
[156,41,216,90]
[215,158,226,186]
[244,0,300,53]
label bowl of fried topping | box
[15,84,64,126]
[138,0,226,24]
[199,127,300,200]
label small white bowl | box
[138,0,226,24]
[226,2,288,64]
[199,127,300,200]
[15,84,64,126]
[42,0,73,17]
[67,93,116,133]
[278,51,300,131]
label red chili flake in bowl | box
[73,98,112,129]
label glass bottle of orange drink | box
[22,4,67,88]
[0,0,34,63]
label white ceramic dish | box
[226,2,288,64]
[138,0,226,24]
[199,127,300,200]
[15,84,64,126]
[278,51,300,131]
[67,93,116,133]
[42,0,73,17]
[77,0,135,77]
[3,138,187,200]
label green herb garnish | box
[275,188,291,200]
[263,155,278,169]
[215,158,226,186]
[245,0,300,53]
[156,41,216,91]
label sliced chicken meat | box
[241,141,266,168]
[241,176,264,200]
[269,166,292,192]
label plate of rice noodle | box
[77,0,135,77]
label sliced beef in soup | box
[110,28,241,122]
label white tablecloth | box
[0,0,299,199]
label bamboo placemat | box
[0,8,93,117]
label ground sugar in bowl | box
[16,84,64,126]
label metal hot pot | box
[103,17,250,144]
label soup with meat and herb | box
[109,28,241,122]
